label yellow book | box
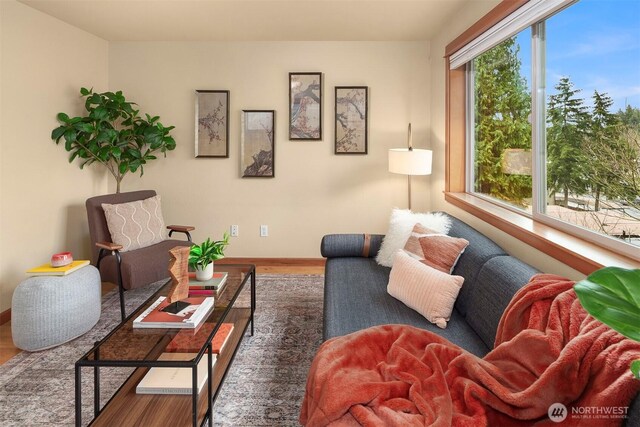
[26,260,90,276]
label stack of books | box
[188,272,228,297]
[136,352,217,395]
[135,323,235,395]
[132,296,214,329]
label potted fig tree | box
[51,87,176,193]
[189,233,230,281]
[574,266,640,379]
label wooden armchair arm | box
[167,225,195,241]
[96,241,123,251]
[167,225,195,232]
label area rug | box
[0,274,324,426]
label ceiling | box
[19,0,470,42]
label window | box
[461,0,640,258]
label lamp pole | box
[407,123,412,210]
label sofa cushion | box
[465,256,539,348]
[376,209,451,267]
[448,216,508,316]
[102,195,167,252]
[324,257,490,357]
[388,251,464,328]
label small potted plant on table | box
[189,233,230,281]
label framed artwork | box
[195,90,229,158]
[241,110,275,178]
[335,86,368,154]
[289,72,322,140]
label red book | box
[166,323,235,354]
[188,289,215,296]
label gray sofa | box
[321,212,638,425]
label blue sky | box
[515,0,640,112]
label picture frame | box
[195,90,229,158]
[289,72,322,140]
[241,110,275,178]
[335,86,368,154]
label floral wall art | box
[241,110,275,177]
[195,90,229,157]
[335,86,368,154]
[289,72,322,140]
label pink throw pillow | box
[418,234,469,274]
[387,251,464,329]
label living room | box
[1,0,639,425]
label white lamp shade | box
[388,148,432,176]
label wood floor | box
[0,262,324,366]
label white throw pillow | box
[102,195,167,252]
[375,209,451,267]
[387,250,464,329]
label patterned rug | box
[0,274,324,426]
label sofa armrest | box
[321,234,384,258]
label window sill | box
[444,192,639,275]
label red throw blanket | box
[300,274,640,426]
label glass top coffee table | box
[75,264,256,427]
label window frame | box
[445,0,640,274]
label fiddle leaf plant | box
[51,87,176,193]
[189,233,230,271]
[573,267,640,379]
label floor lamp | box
[388,123,432,210]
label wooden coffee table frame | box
[74,264,256,427]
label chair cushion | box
[102,195,167,252]
[99,240,193,290]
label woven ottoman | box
[12,265,101,351]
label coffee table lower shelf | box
[89,307,251,427]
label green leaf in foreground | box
[632,360,640,380]
[574,267,640,342]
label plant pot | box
[195,263,214,281]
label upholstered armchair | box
[86,190,194,321]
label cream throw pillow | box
[376,209,451,267]
[387,250,464,329]
[102,195,167,252]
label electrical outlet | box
[260,225,268,237]
[230,225,239,237]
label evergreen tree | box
[584,90,622,211]
[546,77,589,207]
[617,105,640,129]
[473,37,532,206]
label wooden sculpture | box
[162,246,191,313]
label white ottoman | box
[12,265,101,351]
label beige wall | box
[429,0,583,280]
[0,0,109,311]
[108,41,432,258]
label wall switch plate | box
[260,225,268,237]
[230,225,239,237]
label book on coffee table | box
[136,352,217,395]
[188,272,228,297]
[188,272,228,289]
[133,296,214,329]
[26,260,90,276]
[165,323,235,354]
